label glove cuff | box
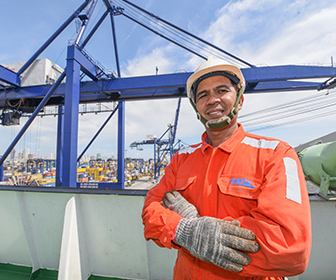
[174,218,193,247]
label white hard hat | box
[187,57,245,104]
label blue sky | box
[1,0,336,160]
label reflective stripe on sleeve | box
[283,157,302,204]
[241,137,280,150]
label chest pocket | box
[218,176,262,200]
[175,176,197,191]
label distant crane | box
[130,98,183,179]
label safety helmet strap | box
[190,86,244,130]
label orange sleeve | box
[238,147,312,277]
[141,155,183,249]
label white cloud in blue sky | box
[0,0,336,159]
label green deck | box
[0,264,57,280]
[0,263,124,280]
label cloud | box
[196,0,336,66]
[252,5,336,65]
[123,47,172,76]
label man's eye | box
[197,93,206,100]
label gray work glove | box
[162,190,199,219]
[175,216,260,272]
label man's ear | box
[237,94,244,111]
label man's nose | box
[207,91,220,104]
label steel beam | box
[243,65,336,83]
[171,98,181,144]
[56,105,64,186]
[117,101,125,189]
[61,46,81,187]
[245,80,323,93]
[108,4,121,76]
[154,138,157,180]
[0,65,20,86]
[1,65,335,106]
[0,80,323,107]
[68,46,98,81]
[74,0,98,46]
[80,10,110,50]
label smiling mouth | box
[207,110,224,118]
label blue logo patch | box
[229,178,255,189]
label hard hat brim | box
[187,63,245,103]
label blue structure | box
[0,0,336,189]
[130,98,182,179]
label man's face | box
[195,75,243,124]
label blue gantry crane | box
[130,98,183,179]
[0,0,336,189]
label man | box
[142,57,312,279]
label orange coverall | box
[142,124,312,280]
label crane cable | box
[241,91,336,124]
[241,90,336,131]
[112,0,249,67]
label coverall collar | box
[201,123,245,154]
